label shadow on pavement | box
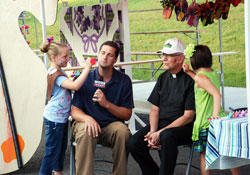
[5,114,250,175]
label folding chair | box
[176,143,200,175]
[69,120,113,175]
[69,131,76,175]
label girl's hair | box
[40,41,68,60]
[190,45,212,70]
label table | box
[206,116,250,170]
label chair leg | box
[70,142,113,175]
[185,143,194,175]
[70,135,75,175]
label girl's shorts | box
[193,128,209,152]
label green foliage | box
[21,0,246,87]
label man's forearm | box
[104,101,132,121]
[71,105,89,122]
[149,105,159,132]
[158,110,195,133]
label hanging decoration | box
[21,25,29,34]
[162,0,175,19]
[175,0,188,21]
[160,0,244,27]
[186,2,199,27]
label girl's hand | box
[182,64,190,73]
[85,57,93,69]
[206,114,220,123]
[210,115,220,120]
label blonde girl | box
[39,39,93,175]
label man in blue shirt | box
[71,41,134,175]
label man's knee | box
[73,122,93,143]
[160,129,176,145]
[110,122,131,140]
[127,125,150,152]
[127,135,138,153]
[72,122,85,135]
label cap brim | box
[156,49,181,55]
[156,50,163,54]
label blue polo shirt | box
[72,67,134,127]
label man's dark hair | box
[99,41,120,58]
[190,45,212,70]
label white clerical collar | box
[172,74,177,78]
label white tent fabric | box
[245,1,250,132]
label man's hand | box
[147,131,160,148]
[144,131,153,141]
[84,116,101,137]
[144,131,161,148]
[93,89,108,108]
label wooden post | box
[118,0,132,77]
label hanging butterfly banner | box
[60,3,125,68]
[160,0,244,27]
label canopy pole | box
[40,0,48,68]
[195,0,200,45]
[218,18,225,111]
[245,1,250,135]
[34,17,39,53]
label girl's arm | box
[61,57,92,91]
[195,74,221,118]
[182,64,196,80]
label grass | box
[21,0,245,87]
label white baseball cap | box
[157,38,185,55]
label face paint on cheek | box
[60,60,64,65]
